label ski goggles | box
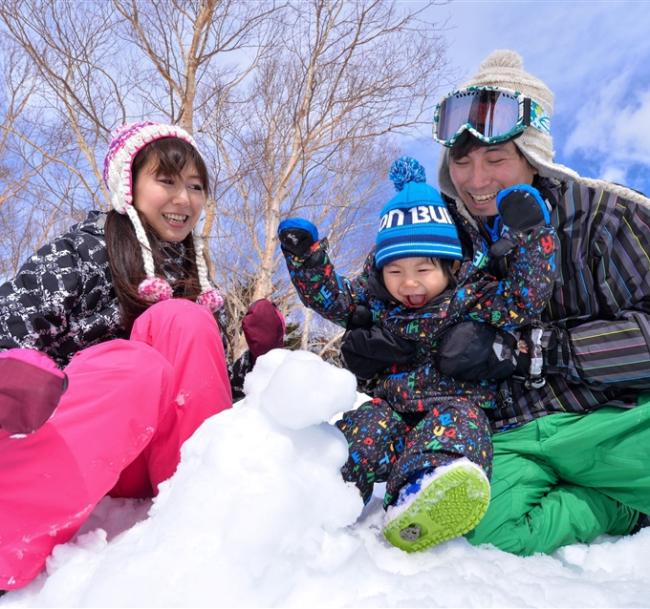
[433,86,551,147]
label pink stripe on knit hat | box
[102,121,156,186]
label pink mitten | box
[0,349,67,434]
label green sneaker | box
[383,459,490,552]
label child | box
[0,121,282,591]
[278,157,558,552]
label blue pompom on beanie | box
[375,157,463,268]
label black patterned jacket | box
[0,211,126,367]
[0,212,250,389]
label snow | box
[2,349,650,608]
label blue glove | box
[496,184,551,232]
[490,184,551,259]
[278,218,319,257]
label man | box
[431,49,650,555]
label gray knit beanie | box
[437,49,650,212]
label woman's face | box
[133,159,207,242]
[448,141,537,217]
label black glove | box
[436,321,520,382]
[341,325,417,380]
[277,218,318,257]
[347,305,373,330]
[437,320,569,388]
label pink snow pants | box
[0,299,232,590]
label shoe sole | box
[383,464,490,552]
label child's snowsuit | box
[282,219,557,506]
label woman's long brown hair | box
[105,137,210,333]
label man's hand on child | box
[435,321,520,382]
[278,218,319,257]
[0,349,67,434]
[341,326,417,380]
[436,320,568,388]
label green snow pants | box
[466,395,650,556]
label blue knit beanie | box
[375,157,463,268]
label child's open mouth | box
[405,295,426,307]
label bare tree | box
[113,0,281,131]
[0,0,130,221]
[0,36,67,279]
[209,0,448,353]
[0,0,284,210]
[0,0,450,356]
[113,0,284,246]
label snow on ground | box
[2,349,650,608]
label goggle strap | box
[522,97,531,127]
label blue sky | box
[405,0,650,196]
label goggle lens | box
[435,89,524,145]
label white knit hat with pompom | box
[103,121,223,311]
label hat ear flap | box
[125,205,173,304]
[110,192,126,214]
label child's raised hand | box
[497,184,551,232]
[490,184,551,263]
[278,218,318,257]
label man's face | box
[448,141,537,217]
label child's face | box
[133,159,207,242]
[382,257,450,308]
